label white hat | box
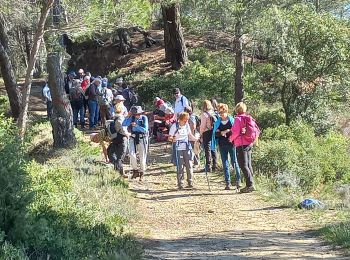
[115,95,126,101]
[115,77,123,84]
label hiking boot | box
[178,186,184,191]
[225,184,231,190]
[131,170,140,179]
[139,171,144,181]
[186,184,193,189]
[240,186,256,193]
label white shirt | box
[174,95,189,115]
[169,122,191,150]
[43,84,51,102]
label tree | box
[161,2,187,70]
[0,14,21,118]
[45,0,76,148]
[17,0,54,138]
[253,5,350,125]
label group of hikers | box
[42,68,138,128]
[43,69,260,193]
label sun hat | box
[115,95,126,101]
[130,106,144,115]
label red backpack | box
[240,115,261,144]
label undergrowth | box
[0,118,142,259]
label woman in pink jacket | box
[230,102,258,193]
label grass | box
[319,221,350,253]
[12,120,144,259]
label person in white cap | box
[115,95,128,117]
[115,77,124,95]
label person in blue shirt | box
[123,106,149,180]
[211,103,241,190]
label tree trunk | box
[234,19,244,105]
[117,28,133,55]
[161,3,187,70]
[17,0,54,138]
[47,53,76,148]
[45,0,76,148]
[0,15,21,118]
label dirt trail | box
[129,142,346,260]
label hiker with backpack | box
[87,78,101,129]
[185,106,201,168]
[81,75,90,118]
[169,112,199,190]
[200,100,218,172]
[230,102,259,193]
[105,103,130,178]
[114,95,128,117]
[173,88,190,117]
[121,80,138,111]
[97,78,113,127]
[64,72,76,95]
[123,106,149,180]
[211,103,241,190]
[69,79,85,129]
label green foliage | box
[0,117,142,259]
[253,5,350,126]
[0,96,10,115]
[320,222,350,250]
[254,121,350,192]
[138,48,235,109]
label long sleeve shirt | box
[122,115,149,134]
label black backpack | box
[105,117,124,143]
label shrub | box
[320,222,350,250]
[138,48,235,109]
[254,121,350,192]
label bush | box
[254,121,350,192]
[138,48,235,109]
[320,222,350,250]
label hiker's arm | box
[115,119,130,137]
[122,117,132,127]
[183,96,190,108]
[133,116,148,133]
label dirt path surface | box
[130,142,346,260]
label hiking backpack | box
[129,89,138,106]
[240,115,261,144]
[105,118,123,142]
[98,88,110,106]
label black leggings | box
[107,137,128,175]
[202,130,217,170]
[236,145,254,187]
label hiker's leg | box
[107,142,116,164]
[88,100,96,128]
[177,150,185,188]
[219,145,231,184]
[247,145,254,176]
[138,138,148,173]
[129,138,138,170]
[237,146,253,187]
[116,138,127,175]
[229,146,241,183]
[211,149,217,170]
[79,105,85,127]
[183,148,193,186]
[99,105,106,127]
[72,105,78,126]
[203,130,212,170]
[94,103,100,126]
